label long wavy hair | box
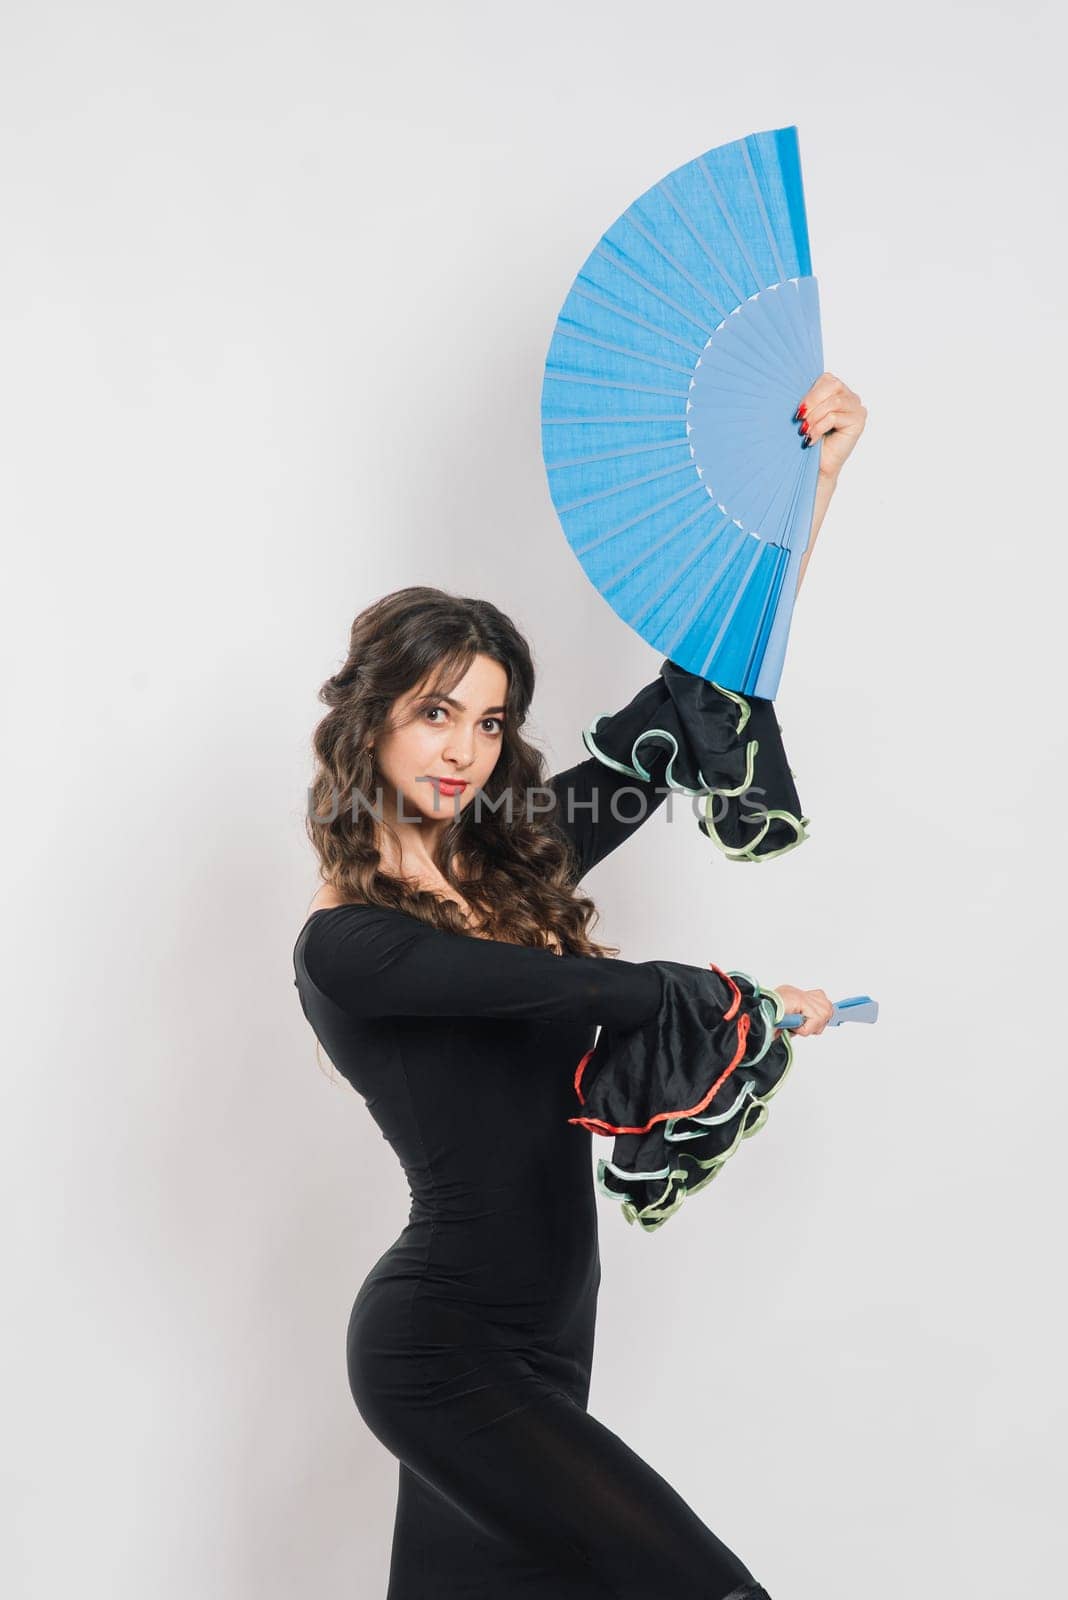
[305,585,619,959]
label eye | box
[424,706,505,736]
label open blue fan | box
[541,125,823,701]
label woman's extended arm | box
[295,908,824,1232]
[298,904,664,1027]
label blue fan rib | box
[551,325,694,377]
[671,534,760,660]
[770,126,812,278]
[694,540,765,676]
[615,215,732,321]
[602,503,727,597]
[689,364,790,403]
[570,284,705,354]
[656,182,746,307]
[695,159,764,294]
[544,414,688,426]
[639,518,748,636]
[573,480,706,558]
[740,141,788,284]
[690,443,791,516]
[544,439,690,472]
[779,462,813,551]
[707,286,807,382]
[698,444,790,537]
[632,518,747,632]
[546,373,689,400]
[555,459,696,516]
[757,281,809,376]
[750,455,806,545]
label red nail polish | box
[797,403,807,417]
[799,419,809,434]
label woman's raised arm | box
[547,657,809,879]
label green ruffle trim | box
[594,974,795,1232]
[582,678,810,864]
[694,686,809,861]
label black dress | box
[292,659,804,1599]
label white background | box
[4,2,1065,1596]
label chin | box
[401,790,474,822]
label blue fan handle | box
[778,994,879,1031]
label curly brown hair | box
[305,585,619,958]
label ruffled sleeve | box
[580,657,809,862]
[567,960,794,1231]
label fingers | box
[794,372,867,443]
[795,371,855,414]
[769,984,835,1040]
[794,371,845,419]
[801,407,847,446]
[794,989,834,1038]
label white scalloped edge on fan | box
[683,274,806,542]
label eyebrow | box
[427,694,507,715]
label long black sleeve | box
[294,907,798,1235]
[553,658,809,866]
[298,905,664,1028]
[548,747,671,883]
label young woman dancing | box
[293,379,866,1597]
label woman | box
[293,378,865,1596]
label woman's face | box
[373,652,510,827]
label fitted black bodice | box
[290,662,800,1597]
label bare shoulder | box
[308,885,351,915]
[300,887,374,937]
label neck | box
[374,779,453,880]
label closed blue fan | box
[541,125,823,701]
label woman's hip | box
[346,1271,596,1443]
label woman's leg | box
[387,1461,622,1599]
[361,1355,765,1598]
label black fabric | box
[571,961,791,1231]
[292,663,781,1597]
[583,657,808,860]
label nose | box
[443,738,476,771]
